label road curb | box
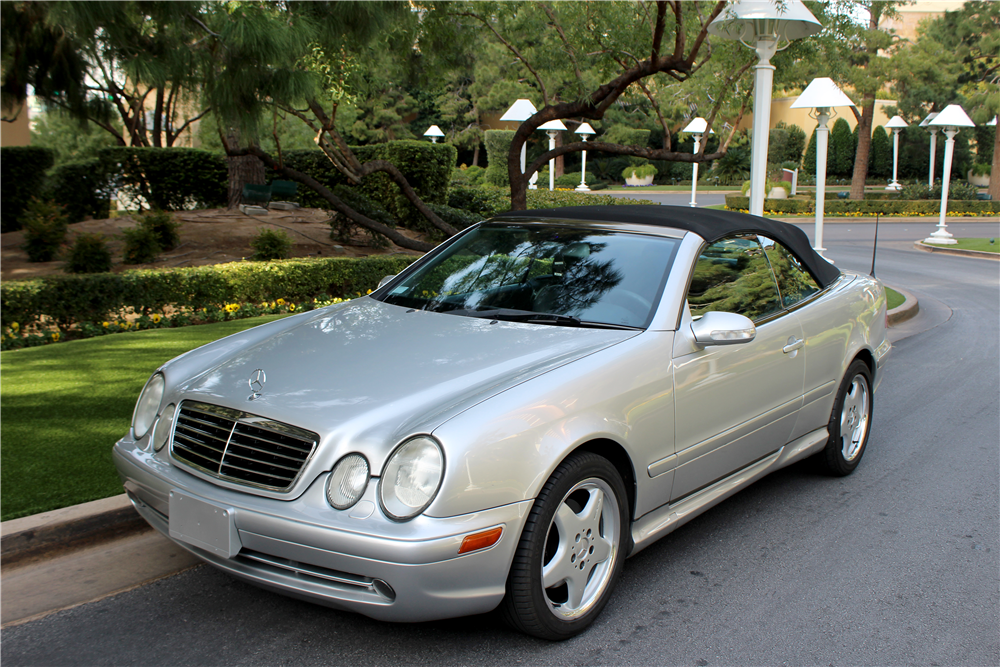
[887,287,919,327]
[913,241,1000,260]
[1,494,148,568]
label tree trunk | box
[555,132,565,178]
[849,93,875,200]
[226,130,266,209]
[990,123,1000,203]
[472,145,480,167]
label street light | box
[708,0,821,217]
[538,119,567,191]
[919,112,939,187]
[575,123,596,191]
[884,115,909,191]
[681,117,714,207]
[791,77,856,259]
[500,99,538,189]
[925,104,976,245]
[423,125,444,143]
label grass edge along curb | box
[1,254,419,345]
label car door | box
[668,233,806,502]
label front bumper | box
[113,437,530,623]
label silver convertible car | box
[114,205,889,639]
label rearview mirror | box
[690,311,756,346]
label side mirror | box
[690,311,756,346]
[377,274,396,289]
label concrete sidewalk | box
[0,290,923,626]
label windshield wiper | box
[445,308,639,330]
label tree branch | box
[454,10,550,105]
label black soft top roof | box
[495,205,841,288]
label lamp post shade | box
[791,78,855,258]
[708,0,822,217]
[576,123,596,191]
[423,125,444,143]
[926,105,976,244]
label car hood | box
[169,298,637,496]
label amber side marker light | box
[458,527,503,554]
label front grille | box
[171,401,318,492]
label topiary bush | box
[427,203,482,231]
[448,185,511,217]
[2,147,55,232]
[484,130,516,187]
[121,224,162,264]
[330,185,396,247]
[138,210,181,251]
[251,229,293,261]
[66,233,113,274]
[21,199,69,262]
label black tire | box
[500,451,629,640]
[819,359,873,476]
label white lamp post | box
[575,123,596,191]
[919,112,939,187]
[925,104,976,245]
[708,0,821,216]
[791,77,856,259]
[500,99,539,189]
[885,115,909,190]
[423,125,444,143]
[682,117,714,207]
[538,119,567,191]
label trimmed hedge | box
[100,147,227,210]
[1,255,419,332]
[2,146,55,232]
[47,158,112,223]
[724,195,999,216]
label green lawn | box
[949,238,1000,253]
[605,184,739,192]
[0,314,289,521]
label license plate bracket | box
[169,490,241,559]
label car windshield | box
[378,223,679,329]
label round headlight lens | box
[379,436,444,521]
[152,403,176,452]
[327,454,370,510]
[132,373,165,440]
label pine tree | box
[803,128,818,173]
[828,118,855,178]
[869,126,892,179]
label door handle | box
[783,337,804,354]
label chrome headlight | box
[152,403,176,451]
[327,453,370,510]
[379,436,444,521]
[132,373,165,440]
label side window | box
[758,235,821,307]
[687,234,782,322]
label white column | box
[689,134,702,207]
[749,38,778,217]
[926,128,958,244]
[576,138,590,191]
[887,129,901,190]
[928,129,938,187]
[547,131,558,191]
[814,108,830,257]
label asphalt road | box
[3,222,998,667]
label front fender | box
[426,331,676,519]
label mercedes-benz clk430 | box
[114,205,889,640]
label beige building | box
[882,1,967,43]
[1,102,31,147]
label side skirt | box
[628,427,829,557]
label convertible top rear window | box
[378,223,679,329]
